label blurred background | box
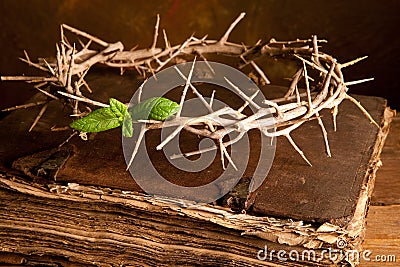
[0,0,399,110]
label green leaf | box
[109,98,127,122]
[122,111,133,138]
[130,97,180,121]
[70,107,121,133]
[69,97,178,135]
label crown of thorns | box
[1,13,379,168]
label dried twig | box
[29,103,49,132]
[1,101,48,112]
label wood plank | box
[360,205,400,267]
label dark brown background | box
[0,0,399,111]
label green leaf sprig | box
[70,97,179,138]
[130,97,180,121]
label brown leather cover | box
[0,70,386,224]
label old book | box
[0,71,394,266]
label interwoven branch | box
[1,13,379,168]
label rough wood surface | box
[361,205,400,266]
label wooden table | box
[362,114,399,266]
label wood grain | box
[361,206,400,267]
